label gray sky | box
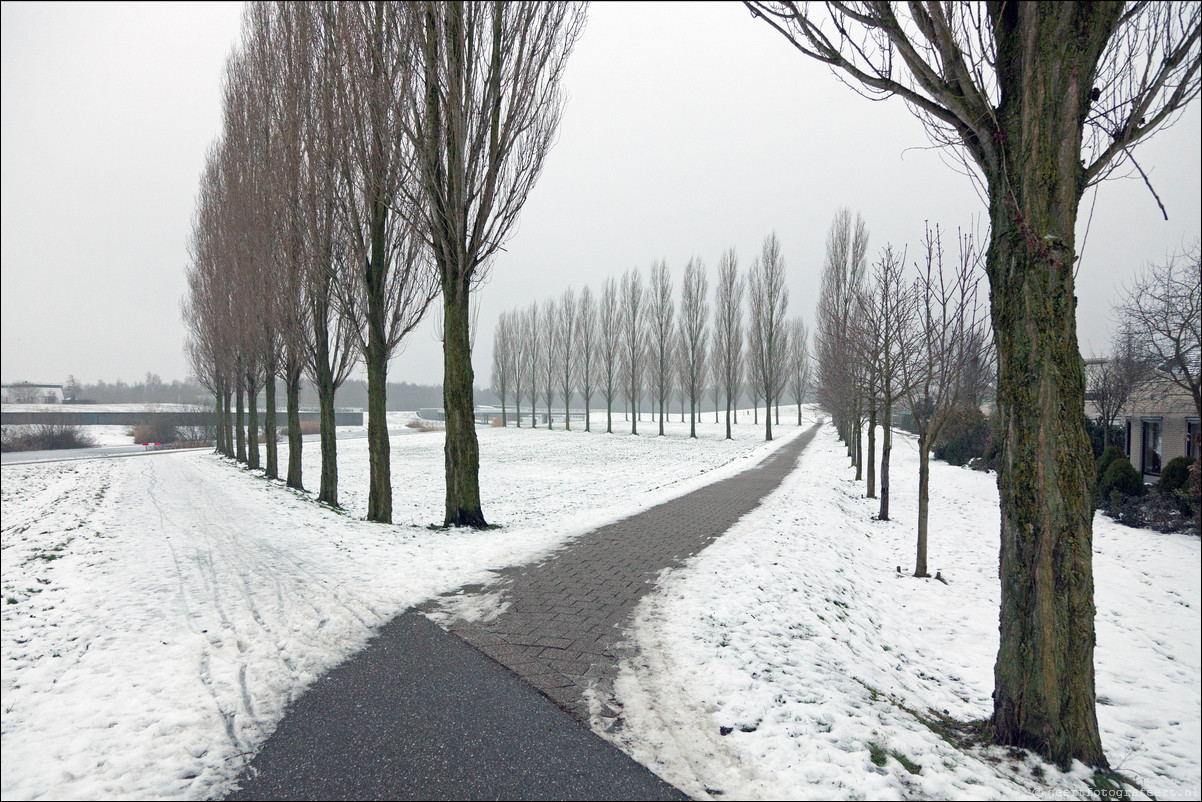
[3,2,1199,388]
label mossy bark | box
[987,2,1113,770]
[442,285,486,528]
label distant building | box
[1,383,64,404]
[1121,377,1199,482]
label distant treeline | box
[67,373,500,411]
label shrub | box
[1,424,97,452]
[1159,456,1195,496]
[130,420,181,445]
[1099,456,1145,500]
[1084,419,1123,461]
[934,406,991,466]
[1095,445,1127,482]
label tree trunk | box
[247,379,260,471]
[213,395,224,454]
[689,393,696,439]
[222,389,233,458]
[988,2,1111,769]
[765,392,773,441]
[879,404,892,521]
[854,411,862,481]
[915,437,930,577]
[286,372,302,491]
[606,395,612,433]
[658,396,665,436]
[365,329,390,522]
[443,285,486,527]
[235,379,246,463]
[866,406,877,498]
[316,359,339,508]
[264,371,278,479]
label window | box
[1141,419,1162,476]
[1125,419,1132,457]
[1188,419,1199,460]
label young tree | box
[713,248,745,440]
[576,285,598,432]
[647,259,676,436]
[620,268,648,435]
[491,311,515,426]
[557,288,578,430]
[748,233,790,441]
[1089,328,1154,447]
[1116,242,1202,422]
[331,2,439,523]
[898,225,990,579]
[859,244,915,522]
[815,208,869,465]
[521,303,542,428]
[679,257,709,438]
[541,297,559,429]
[599,276,621,434]
[747,1,1200,767]
[787,316,810,425]
[401,1,586,527]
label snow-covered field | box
[0,415,788,800]
[609,421,1201,801]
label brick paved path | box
[420,424,819,725]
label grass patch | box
[890,749,922,775]
[868,741,888,767]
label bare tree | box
[620,268,648,435]
[748,233,790,441]
[898,225,990,580]
[713,248,745,440]
[541,297,560,429]
[599,276,621,434]
[520,303,542,428]
[815,208,869,467]
[1089,327,1155,448]
[858,244,915,522]
[330,2,439,523]
[576,285,598,432]
[647,259,675,435]
[400,1,586,527]
[746,1,1201,767]
[557,288,578,430]
[787,316,810,425]
[491,311,515,426]
[679,257,709,438]
[1117,242,1202,423]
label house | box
[1,383,64,404]
[1122,377,1199,482]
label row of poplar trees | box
[182,1,585,526]
[489,234,811,442]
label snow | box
[1,414,786,800]
[608,418,1201,801]
[4,410,1197,801]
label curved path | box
[228,424,818,800]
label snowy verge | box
[1,415,792,800]
[609,422,1201,801]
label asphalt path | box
[225,612,686,801]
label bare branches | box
[714,247,745,440]
[680,256,710,438]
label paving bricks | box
[420,424,818,725]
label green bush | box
[934,406,991,466]
[1084,419,1123,461]
[1159,456,1195,496]
[1099,456,1145,500]
[1096,445,1127,482]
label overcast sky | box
[3,2,1199,388]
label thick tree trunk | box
[866,406,877,499]
[988,2,1110,769]
[286,372,302,491]
[235,380,246,463]
[915,438,930,577]
[213,395,224,454]
[443,286,486,528]
[879,404,892,521]
[689,393,697,439]
[264,371,278,479]
[247,380,260,471]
